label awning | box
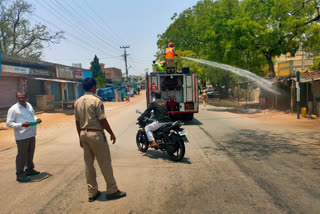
[29,77,81,84]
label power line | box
[56,0,122,53]
[29,13,108,57]
[82,0,126,45]
[120,45,130,82]
[45,0,121,54]
[34,0,119,56]
[68,0,124,48]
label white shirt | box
[6,102,38,140]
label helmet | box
[168,42,174,47]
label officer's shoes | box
[16,173,31,182]
[89,191,101,202]
[106,190,127,200]
[26,169,40,176]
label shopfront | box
[0,64,29,108]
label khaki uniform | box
[202,92,208,107]
[75,92,118,197]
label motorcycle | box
[135,109,188,161]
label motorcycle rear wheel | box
[136,130,149,152]
[167,139,185,161]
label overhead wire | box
[81,0,126,45]
[68,0,124,48]
[52,0,122,53]
[27,14,108,58]
[42,0,121,55]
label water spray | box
[182,57,281,95]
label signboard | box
[56,66,74,79]
[1,64,30,75]
[83,71,92,80]
[74,69,83,80]
[31,69,52,77]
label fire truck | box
[146,67,199,120]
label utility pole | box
[120,45,130,82]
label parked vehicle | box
[135,109,188,161]
[207,90,221,98]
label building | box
[0,52,92,110]
[100,64,122,83]
[275,50,315,76]
[276,59,315,76]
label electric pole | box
[120,45,130,82]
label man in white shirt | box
[6,92,42,182]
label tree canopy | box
[157,0,320,87]
[0,0,64,59]
[90,55,105,88]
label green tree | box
[242,0,320,76]
[0,0,64,59]
[90,55,105,88]
[157,0,320,79]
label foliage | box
[112,81,123,86]
[90,55,105,88]
[157,0,320,85]
[0,0,64,59]
[310,56,320,70]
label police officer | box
[75,78,126,202]
[139,91,171,147]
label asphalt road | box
[0,99,320,214]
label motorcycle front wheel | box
[167,139,185,161]
[136,130,149,152]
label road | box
[0,96,320,214]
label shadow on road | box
[183,118,202,126]
[216,129,320,161]
[30,172,53,182]
[142,150,191,164]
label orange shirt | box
[165,47,175,59]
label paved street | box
[0,97,320,214]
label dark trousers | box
[16,137,36,175]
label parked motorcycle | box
[135,109,188,161]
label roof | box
[300,71,320,83]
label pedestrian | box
[201,91,208,107]
[75,78,126,202]
[6,92,42,182]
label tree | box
[90,55,105,88]
[242,0,320,77]
[157,0,320,78]
[0,0,64,59]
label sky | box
[27,0,200,75]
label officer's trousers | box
[80,130,118,197]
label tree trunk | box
[264,53,275,77]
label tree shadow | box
[216,129,320,161]
[141,150,191,164]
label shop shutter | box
[0,77,18,108]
